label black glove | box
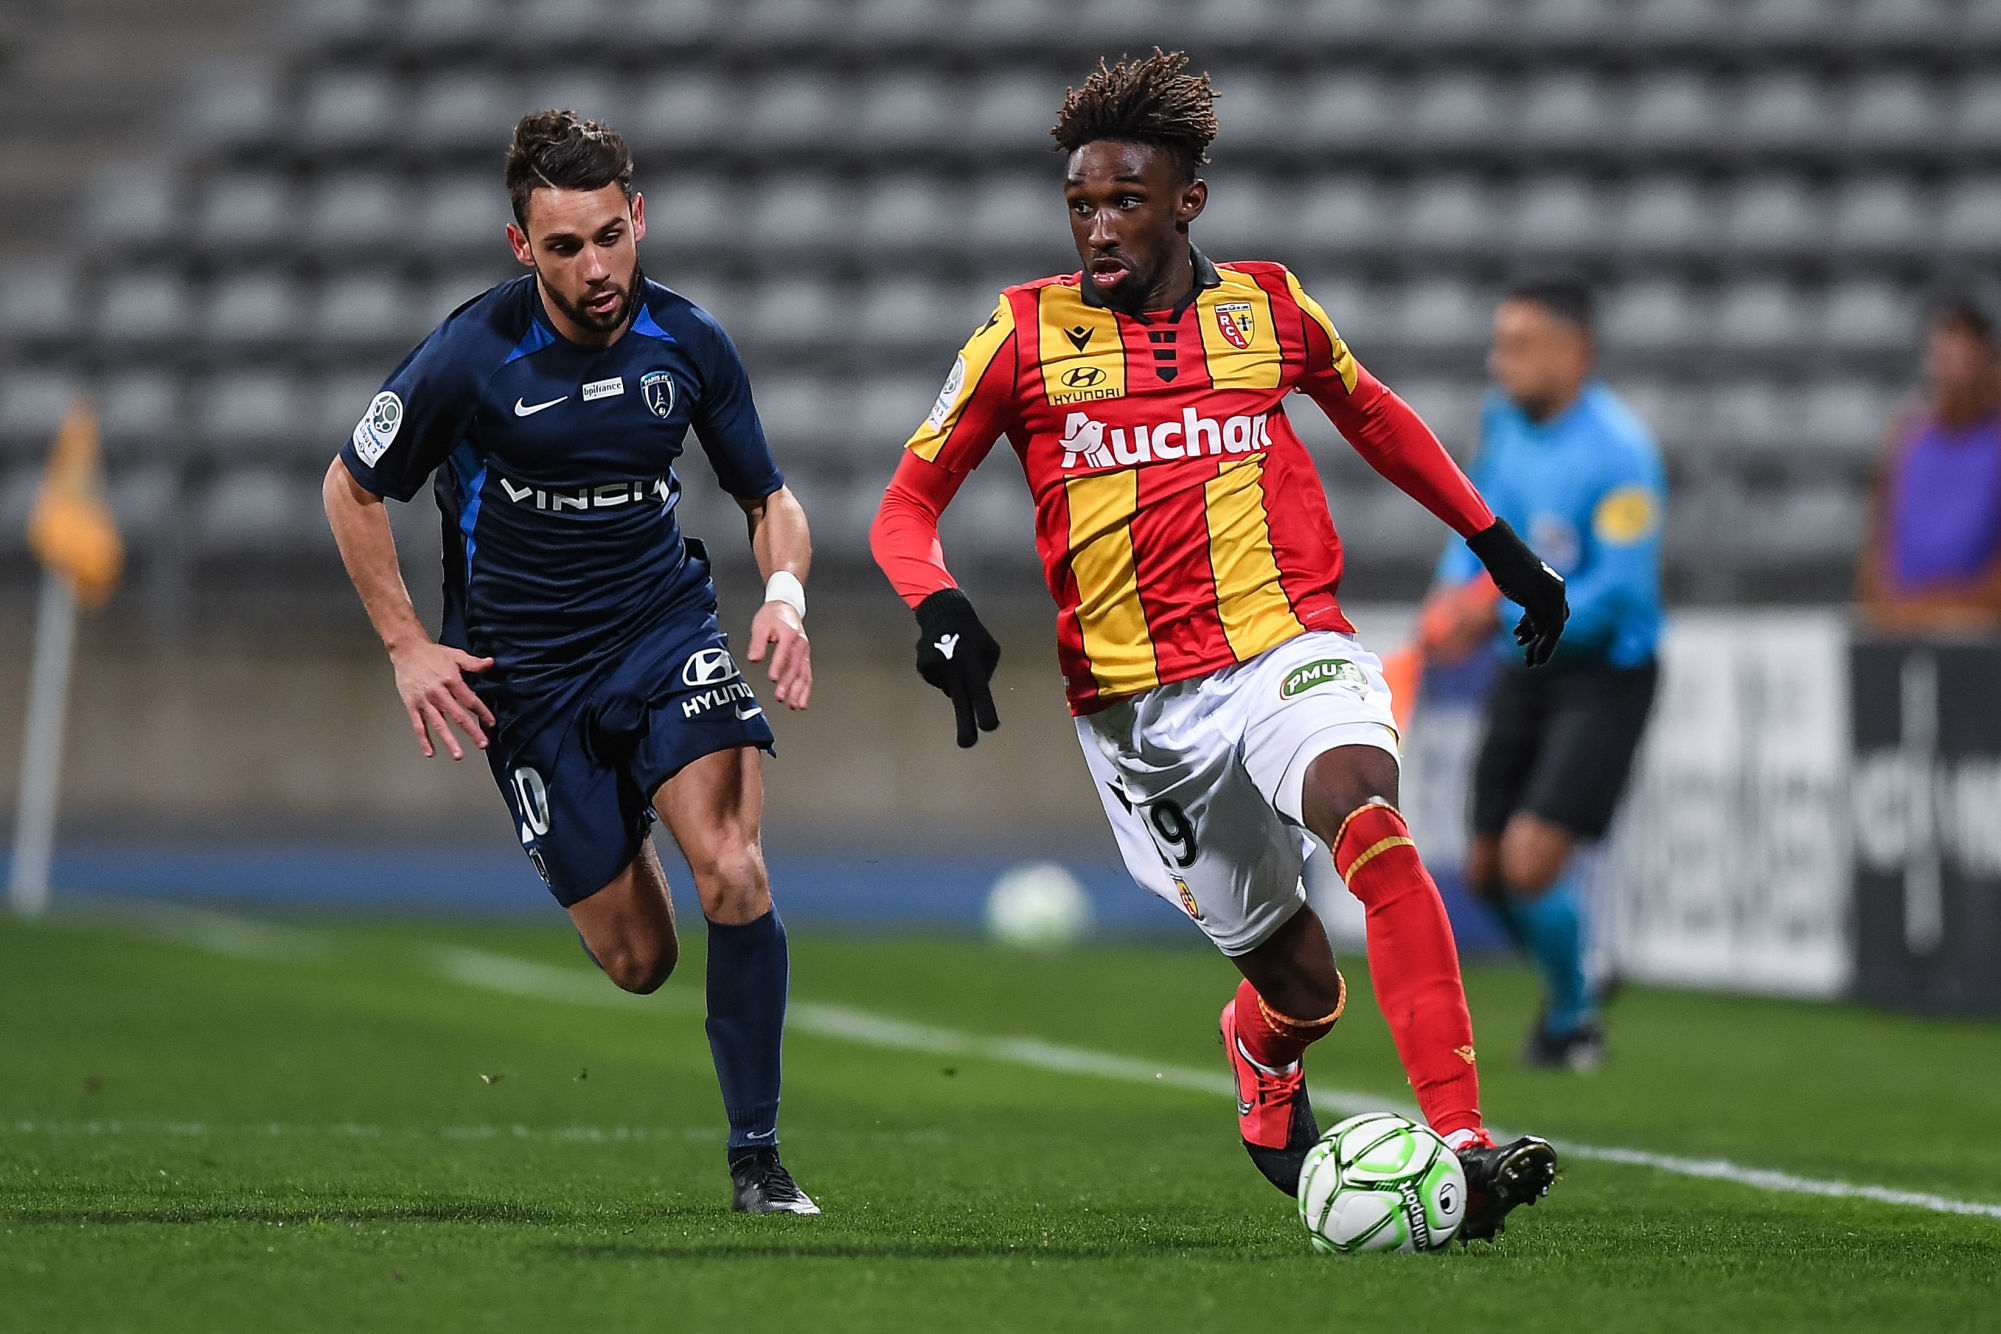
[1466,518,1569,668]
[914,588,1002,748]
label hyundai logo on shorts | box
[682,648,740,687]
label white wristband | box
[764,570,806,620]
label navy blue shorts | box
[486,610,776,907]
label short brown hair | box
[1051,49,1219,180]
[505,109,634,226]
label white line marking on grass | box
[437,951,2001,1223]
[79,911,2001,1225]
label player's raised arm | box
[1288,274,1571,666]
[870,297,1018,747]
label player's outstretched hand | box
[389,639,494,760]
[914,588,1001,748]
[1466,518,1570,668]
[747,600,812,710]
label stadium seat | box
[299,70,400,152]
[1198,174,1288,260]
[1848,0,1958,48]
[411,72,521,154]
[1304,275,1389,350]
[196,173,294,251]
[1720,177,1826,256]
[1711,280,1811,351]
[851,0,956,47]
[855,277,981,348]
[1401,72,1511,154]
[1401,176,1497,255]
[96,372,183,463]
[404,0,503,51]
[754,377,859,458]
[1820,278,1921,353]
[317,274,418,349]
[629,72,738,154]
[1949,76,2001,152]
[1517,73,1620,152]
[1797,380,1896,459]
[739,73,855,154]
[0,369,82,455]
[82,164,182,250]
[1293,176,1396,256]
[1209,70,1296,150]
[283,0,390,50]
[644,173,735,252]
[1392,377,1482,452]
[197,468,328,556]
[1628,0,1733,49]
[1599,279,1703,351]
[1624,71,1727,154]
[1184,0,1295,47]
[520,71,629,130]
[418,174,507,252]
[1289,0,1400,46]
[317,372,387,449]
[305,171,412,251]
[1613,176,1711,258]
[0,263,81,341]
[94,272,195,346]
[631,0,725,46]
[1936,177,2001,254]
[1507,177,1607,257]
[187,71,284,151]
[857,74,964,154]
[1733,73,1833,154]
[1390,278,1489,349]
[963,0,1069,47]
[514,0,632,51]
[204,272,305,347]
[961,173,1065,255]
[853,374,942,457]
[195,371,307,461]
[963,70,1064,151]
[1737,0,1830,47]
[1293,70,1400,153]
[105,462,179,552]
[746,176,857,254]
[736,275,845,347]
[857,174,953,252]
[1842,73,1945,154]
[1518,0,1623,46]
[1826,176,1934,257]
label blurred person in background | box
[1418,276,1665,1073]
[1858,292,2001,633]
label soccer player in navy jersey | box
[324,111,817,1214]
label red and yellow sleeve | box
[902,296,1019,473]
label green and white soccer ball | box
[1296,1113,1466,1253]
[984,861,1093,949]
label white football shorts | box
[1075,630,1401,956]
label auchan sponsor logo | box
[1058,408,1273,470]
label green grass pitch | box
[3,906,1998,1333]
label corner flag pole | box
[9,398,120,916]
[9,572,78,914]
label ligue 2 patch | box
[926,355,965,431]
[351,390,403,466]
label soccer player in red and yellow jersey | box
[870,52,1570,1239]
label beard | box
[540,260,641,335]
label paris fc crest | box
[641,369,676,419]
[1215,301,1254,351]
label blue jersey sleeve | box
[685,307,783,501]
[339,320,482,503]
[1557,439,1666,655]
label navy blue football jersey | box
[339,273,783,724]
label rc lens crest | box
[1215,301,1255,351]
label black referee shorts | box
[1470,659,1659,842]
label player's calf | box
[1222,965,1344,1195]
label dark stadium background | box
[1,0,1994,993]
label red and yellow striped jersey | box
[901,255,1378,712]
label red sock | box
[1233,975,1343,1070]
[1330,802,1482,1140]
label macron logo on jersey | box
[497,474,674,511]
[1058,408,1274,471]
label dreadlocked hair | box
[1050,49,1219,179]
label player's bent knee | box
[1499,817,1572,897]
[599,934,679,994]
[689,844,772,925]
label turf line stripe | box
[68,910,2001,1225]
[435,946,2001,1223]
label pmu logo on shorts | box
[1059,408,1273,471]
[1280,658,1366,700]
[1215,301,1255,350]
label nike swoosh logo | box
[1237,1099,1256,1117]
[514,396,567,417]
[734,704,764,720]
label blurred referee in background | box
[1419,277,1666,1072]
